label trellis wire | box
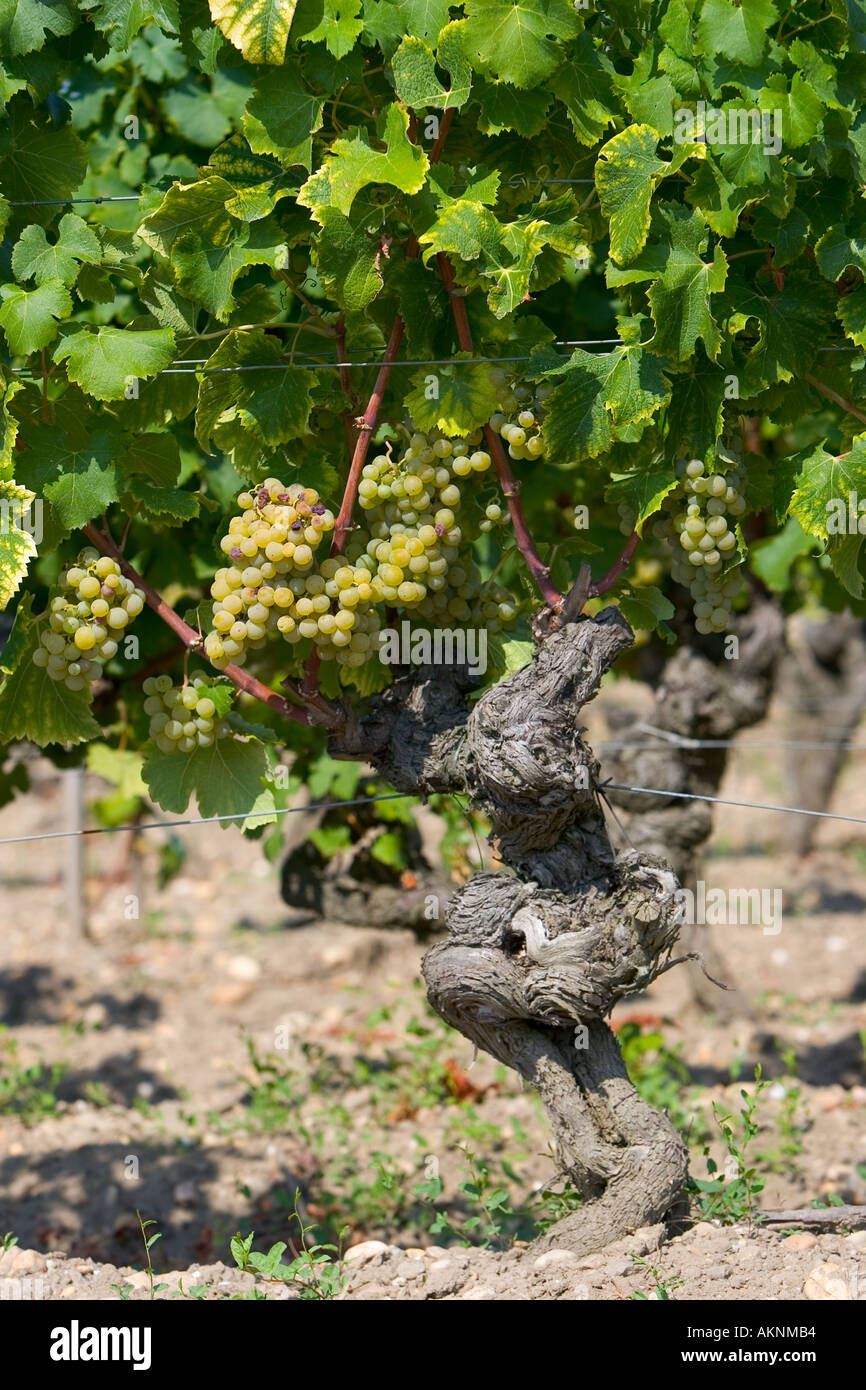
[603,782,866,829]
[1,779,866,849]
[0,791,411,847]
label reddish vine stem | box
[81,524,339,729]
[805,374,866,426]
[435,252,563,608]
[590,531,640,597]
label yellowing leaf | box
[207,0,297,64]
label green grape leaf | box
[53,326,175,401]
[724,266,835,396]
[79,0,180,47]
[475,79,551,137]
[541,345,672,467]
[122,475,200,524]
[0,100,87,220]
[839,287,866,347]
[550,33,617,145]
[419,193,583,318]
[196,330,315,449]
[606,460,680,528]
[16,426,118,531]
[0,478,36,609]
[403,360,498,435]
[86,743,147,797]
[750,517,816,592]
[120,432,182,487]
[0,595,101,748]
[619,585,675,631]
[138,176,289,321]
[0,278,72,355]
[243,66,325,169]
[697,0,778,67]
[0,0,77,56]
[0,377,22,476]
[391,30,471,111]
[11,214,101,287]
[202,138,299,220]
[758,72,824,148]
[827,532,864,599]
[606,207,728,361]
[596,125,667,266]
[315,206,384,312]
[782,436,866,541]
[299,104,428,217]
[207,0,297,63]
[295,0,362,56]
[665,362,729,465]
[142,735,277,829]
[461,0,580,89]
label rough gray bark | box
[601,598,786,1015]
[778,612,866,856]
[332,609,690,1256]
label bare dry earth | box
[1,682,866,1302]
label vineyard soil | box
[2,685,866,1300]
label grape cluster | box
[654,458,745,633]
[144,674,229,754]
[488,367,548,461]
[31,549,145,693]
[204,481,335,670]
[350,426,516,633]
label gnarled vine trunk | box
[778,612,866,856]
[332,609,688,1255]
[601,598,786,1016]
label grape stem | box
[81,523,341,730]
[434,251,563,609]
[591,530,640,597]
[805,375,866,426]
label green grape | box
[32,551,146,696]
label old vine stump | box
[334,608,689,1255]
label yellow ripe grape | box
[73,626,97,651]
[293,544,313,567]
[77,575,101,600]
[334,609,355,630]
[380,564,403,586]
[295,597,314,617]
[107,608,129,629]
[277,614,295,633]
[95,557,117,579]
[214,610,234,632]
[311,594,330,614]
[273,587,294,608]
[222,592,243,615]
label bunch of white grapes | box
[144,674,229,753]
[654,458,745,634]
[351,425,517,633]
[32,549,145,693]
[488,367,548,461]
[205,481,335,669]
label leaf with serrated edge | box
[142,736,276,829]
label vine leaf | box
[53,325,175,401]
[697,0,778,67]
[142,736,277,829]
[120,432,182,488]
[207,0,297,64]
[777,435,866,597]
[243,66,325,169]
[11,214,101,287]
[550,33,617,145]
[0,277,72,355]
[0,0,77,57]
[460,0,581,88]
[195,330,315,449]
[541,345,672,467]
[15,425,118,531]
[298,104,428,218]
[79,0,180,48]
[0,594,101,747]
[138,176,289,320]
[606,207,728,361]
[0,100,87,220]
[391,29,472,111]
[0,479,37,609]
[293,0,363,57]
[606,461,680,529]
[403,360,499,435]
[595,125,667,266]
[315,207,385,312]
[724,266,835,396]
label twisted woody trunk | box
[333,607,689,1256]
